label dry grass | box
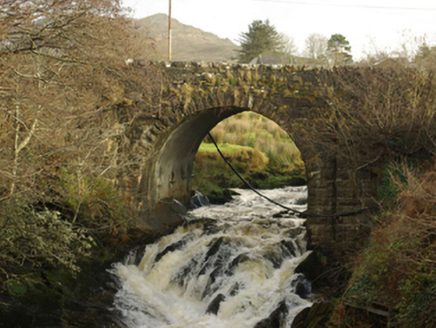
[197,143,269,172]
[206,112,304,171]
[192,113,305,198]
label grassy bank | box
[192,112,306,203]
[206,111,304,170]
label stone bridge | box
[122,62,379,261]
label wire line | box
[207,132,381,218]
[254,0,436,11]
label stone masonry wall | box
[121,61,379,262]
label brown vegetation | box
[333,161,436,327]
[314,61,436,327]
[0,0,158,283]
[317,66,436,171]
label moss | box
[377,163,403,201]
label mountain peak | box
[136,14,239,62]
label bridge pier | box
[305,158,377,260]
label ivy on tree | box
[237,20,284,63]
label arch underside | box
[140,106,251,230]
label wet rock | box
[291,274,312,299]
[201,265,228,299]
[153,198,187,231]
[272,210,289,218]
[161,198,187,215]
[128,245,148,266]
[185,218,219,235]
[205,293,226,315]
[189,190,210,209]
[229,282,243,296]
[264,250,283,269]
[209,188,237,204]
[173,257,200,287]
[155,237,188,263]
[294,250,328,293]
[295,249,350,299]
[225,253,250,275]
[199,238,233,298]
[201,219,222,235]
[291,302,334,328]
[254,300,288,328]
[294,197,307,205]
[204,237,225,263]
[280,240,297,258]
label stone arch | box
[138,102,311,232]
[132,64,379,261]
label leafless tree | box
[0,0,158,247]
[304,33,327,60]
[279,33,298,56]
[318,66,436,170]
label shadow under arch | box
[139,106,248,231]
[139,104,311,232]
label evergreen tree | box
[414,42,436,71]
[327,34,353,65]
[327,34,351,53]
[237,20,284,63]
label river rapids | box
[111,186,312,328]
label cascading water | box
[111,186,312,328]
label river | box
[111,186,312,328]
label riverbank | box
[192,142,306,204]
[0,226,157,327]
[2,160,435,327]
[292,158,436,327]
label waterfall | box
[111,186,312,328]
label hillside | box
[135,13,239,62]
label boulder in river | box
[205,293,226,315]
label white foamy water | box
[111,186,312,328]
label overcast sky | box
[122,0,436,60]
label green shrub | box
[0,200,94,273]
[56,167,132,240]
